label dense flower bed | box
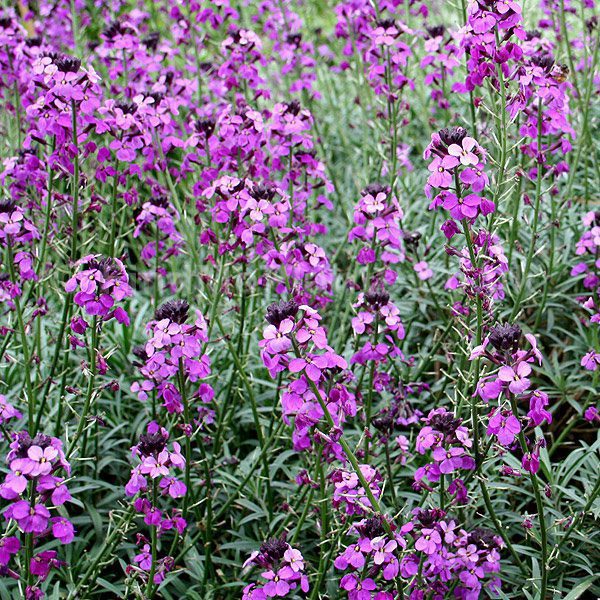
[0,0,598,598]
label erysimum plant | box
[0,0,597,599]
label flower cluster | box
[445,230,509,314]
[414,408,474,500]
[125,422,186,585]
[1,432,73,541]
[334,515,402,598]
[242,536,309,599]
[571,211,600,372]
[133,195,183,267]
[400,508,502,598]
[260,300,355,454]
[351,286,405,366]
[331,465,382,517]
[349,183,405,273]
[0,432,74,594]
[131,300,213,417]
[472,323,551,472]
[65,255,132,324]
[425,126,494,232]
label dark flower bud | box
[429,412,461,435]
[0,198,16,214]
[531,53,554,73]
[250,183,278,201]
[132,345,149,362]
[265,300,299,327]
[416,508,445,526]
[54,54,81,73]
[404,231,422,252]
[372,410,394,433]
[25,36,42,47]
[364,286,390,308]
[138,431,168,456]
[438,126,468,146]
[467,527,500,550]
[155,299,190,324]
[147,92,164,105]
[115,101,137,115]
[356,515,387,538]
[284,100,302,116]
[88,257,122,279]
[586,16,597,32]
[103,21,133,40]
[361,183,389,198]
[195,117,216,138]
[142,32,160,51]
[489,322,522,353]
[259,536,288,564]
[149,195,169,209]
[376,18,397,29]
[426,25,445,38]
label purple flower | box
[288,354,328,381]
[432,446,466,474]
[498,361,532,394]
[0,536,20,566]
[487,410,521,445]
[51,517,75,544]
[427,155,459,188]
[415,527,442,554]
[448,136,480,166]
[6,500,51,533]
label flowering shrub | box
[0,1,597,599]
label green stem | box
[509,395,548,597]
[510,105,543,320]
[66,316,98,459]
[6,241,35,432]
[146,480,159,597]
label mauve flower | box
[432,446,465,474]
[0,536,20,566]
[447,136,480,166]
[414,261,433,281]
[415,527,442,554]
[29,550,63,581]
[6,500,51,533]
[427,155,459,188]
[283,548,304,572]
[288,354,328,381]
[51,517,75,544]
[334,537,371,569]
[26,445,58,477]
[371,536,397,565]
[262,567,292,597]
[487,411,521,445]
[498,361,532,394]
[581,351,600,371]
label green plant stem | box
[177,360,192,519]
[290,340,389,529]
[509,396,548,597]
[510,105,543,320]
[214,314,274,517]
[146,480,159,597]
[66,317,98,459]
[107,158,120,257]
[67,505,136,599]
[6,242,35,432]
